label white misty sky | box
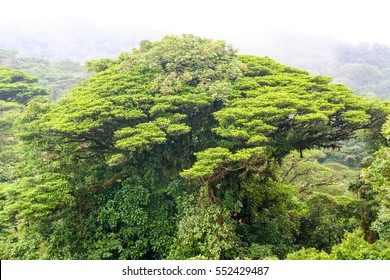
[1,0,390,46]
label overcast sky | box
[2,0,390,51]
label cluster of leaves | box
[0,35,389,260]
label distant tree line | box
[0,49,89,99]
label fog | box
[1,0,390,61]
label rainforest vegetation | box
[0,49,90,100]
[0,35,389,260]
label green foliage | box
[0,100,23,182]
[242,243,279,260]
[287,247,331,260]
[361,116,390,241]
[82,176,177,260]
[169,189,239,260]
[330,231,390,260]
[180,147,265,182]
[288,230,390,260]
[121,34,243,86]
[85,58,117,73]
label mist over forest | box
[2,21,390,100]
[0,19,159,61]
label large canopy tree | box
[0,35,388,259]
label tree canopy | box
[0,35,389,260]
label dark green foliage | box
[32,176,177,260]
[297,193,360,252]
[236,177,303,258]
[169,188,239,260]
